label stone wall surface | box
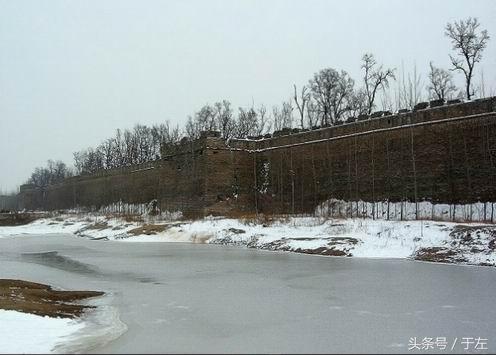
[253,112,496,214]
[0,195,17,211]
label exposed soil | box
[127,224,168,236]
[414,247,468,264]
[294,247,350,256]
[327,237,359,245]
[85,221,110,230]
[228,227,246,234]
[412,225,496,266]
[0,213,43,226]
[450,225,496,245]
[0,279,104,319]
[122,214,145,223]
[254,237,356,257]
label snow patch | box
[0,310,85,354]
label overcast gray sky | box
[1,0,495,192]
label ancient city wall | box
[0,194,17,211]
[252,111,496,215]
[17,97,496,220]
[19,137,208,218]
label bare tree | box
[293,84,310,129]
[151,122,180,158]
[84,148,104,172]
[380,86,395,112]
[256,104,271,135]
[28,167,50,187]
[112,129,125,167]
[281,100,294,128]
[185,102,234,140]
[72,120,182,175]
[185,115,200,140]
[306,99,319,128]
[272,100,293,130]
[132,124,154,164]
[445,17,490,100]
[272,105,284,131]
[29,160,73,185]
[309,68,355,125]
[195,104,217,131]
[361,53,395,114]
[98,138,116,169]
[427,62,458,101]
[123,129,137,165]
[477,68,489,98]
[396,62,424,109]
[348,89,368,117]
[48,160,71,182]
[236,107,259,138]
[73,151,86,175]
[213,100,235,138]
[74,148,97,174]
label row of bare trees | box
[291,17,490,128]
[27,122,182,180]
[27,160,73,188]
[73,123,180,175]
[184,100,273,139]
[25,18,490,181]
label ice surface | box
[0,234,495,353]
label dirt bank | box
[0,279,104,318]
[0,213,47,226]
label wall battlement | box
[18,97,496,220]
[228,96,496,151]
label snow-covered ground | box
[0,310,85,354]
[1,214,494,267]
[0,213,494,353]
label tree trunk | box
[254,154,258,217]
[410,128,418,220]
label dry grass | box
[92,212,145,223]
[122,214,145,223]
[327,237,359,245]
[294,247,349,257]
[414,247,467,264]
[0,279,104,319]
[236,213,291,227]
[85,221,109,230]
[0,213,41,226]
[127,224,168,236]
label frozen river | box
[0,233,495,353]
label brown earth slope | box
[0,279,104,318]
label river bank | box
[1,213,494,267]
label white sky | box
[1,0,495,192]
